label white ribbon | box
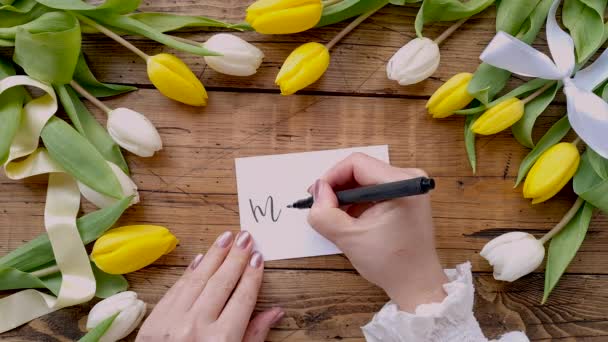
[479,0,608,158]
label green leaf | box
[456,78,550,115]
[562,0,607,63]
[574,150,608,213]
[35,0,140,14]
[78,313,119,342]
[0,266,61,295]
[587,148,608,180]
[464,114,479,173]
[73,53,137,98]
[13,11,81,84]
[0,0,36,12]
[41,117,123,198]
[390,0,422,4]
[128,12,237,32]
[512,82,560,148]
[415,0,494,37]
[56,84,129,174]
[79,13,220,57]
[0,11,76,40]
[0,3,50,28]
[317,0,389,27]
[543,201,593,303]
[468,0,552,104]
[0,57,26,165]
[496,0,542,34]
[92,263,128,298]
[514,115,571,187]
[0,196,132,271]
[0,38,13,46]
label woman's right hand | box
[307,153,449,312]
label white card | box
[235,145,390,261]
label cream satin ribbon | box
[479,0,608,158]
[0,76,130,332]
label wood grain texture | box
[1,1,607,340]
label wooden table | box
[2,1,608,341]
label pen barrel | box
[336,177,434,205]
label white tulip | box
[86,291,147,342]
[78,162,140,208]
[203,33,264,76]
[107,108,162,157]
[386,37,440,86]
[480,232,545,282]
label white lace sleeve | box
[361,262,529,342]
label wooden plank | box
[2,268,608,341]
[71,3,550,97]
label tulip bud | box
[106,108,162,158]
[524,142,580,204]
[480,232,545,282]
[147,53,208,106]
[203,33,264,76]
[426,72,474,118]
[91,225,178,274]
[78,162,140,208]
[86,291,147,342]
[246,0,323,34]
[471,98,525,135]
[276,42,329,95]
[386,37,440,86]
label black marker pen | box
[287,177,435,209]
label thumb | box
[242,307,284,342]
[307,179,354,240]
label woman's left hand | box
[136,230,284,342]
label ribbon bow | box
[479,0,608,158]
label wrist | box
[386,256,449,312]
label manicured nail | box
[190,254,204,270]
[236,231,251,249]
[216,231,233,248]
[312,179,321,199]
[250,252,263,268]
[270,309,285,325]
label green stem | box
[31,264,60,278]
[539,197,585,244]
[572,136,582,147]
[433,18,468,45]
[323,0,343,7]
[325,1,386,50]
[70,80,112,114]
[521,82,555,105]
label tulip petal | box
[147,54,208,106]
[471,98,524,135]
[246,0,322,34]
[276,42,329,95]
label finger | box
[243,308,285,342]
[308,180,354,240]
[172,231,235,313]
[321,152,427,188]
[346,203,374,218]
[191,230,254,321]
[218,252,264,337]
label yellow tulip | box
[471,98,524,135]
[523,143,580,204]
[276,42,329,95]
[426,73,474,118]
[147,53,208,106]
[91,225,178,274]
[246,0,323,34]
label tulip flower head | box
[276,42,329,95]
[246,0,323,34]
[480,232,545,282]
[524,142,580,204]
[387,37,440,86]
[426,72,474,118]
[91,225,179,274]
[471,98,525,135]
[203,33,265,76]
[78,162,140,208]
[147,53,208,106]
[107,108,162,158]
[86,291,147,342]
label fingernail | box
[236,231,251,249]
[250,252,263,268]
[190,254,203,270]
[307,183,314,194]
[270,309,285,325]
[312,179,321,199]
[216,231,233,248]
